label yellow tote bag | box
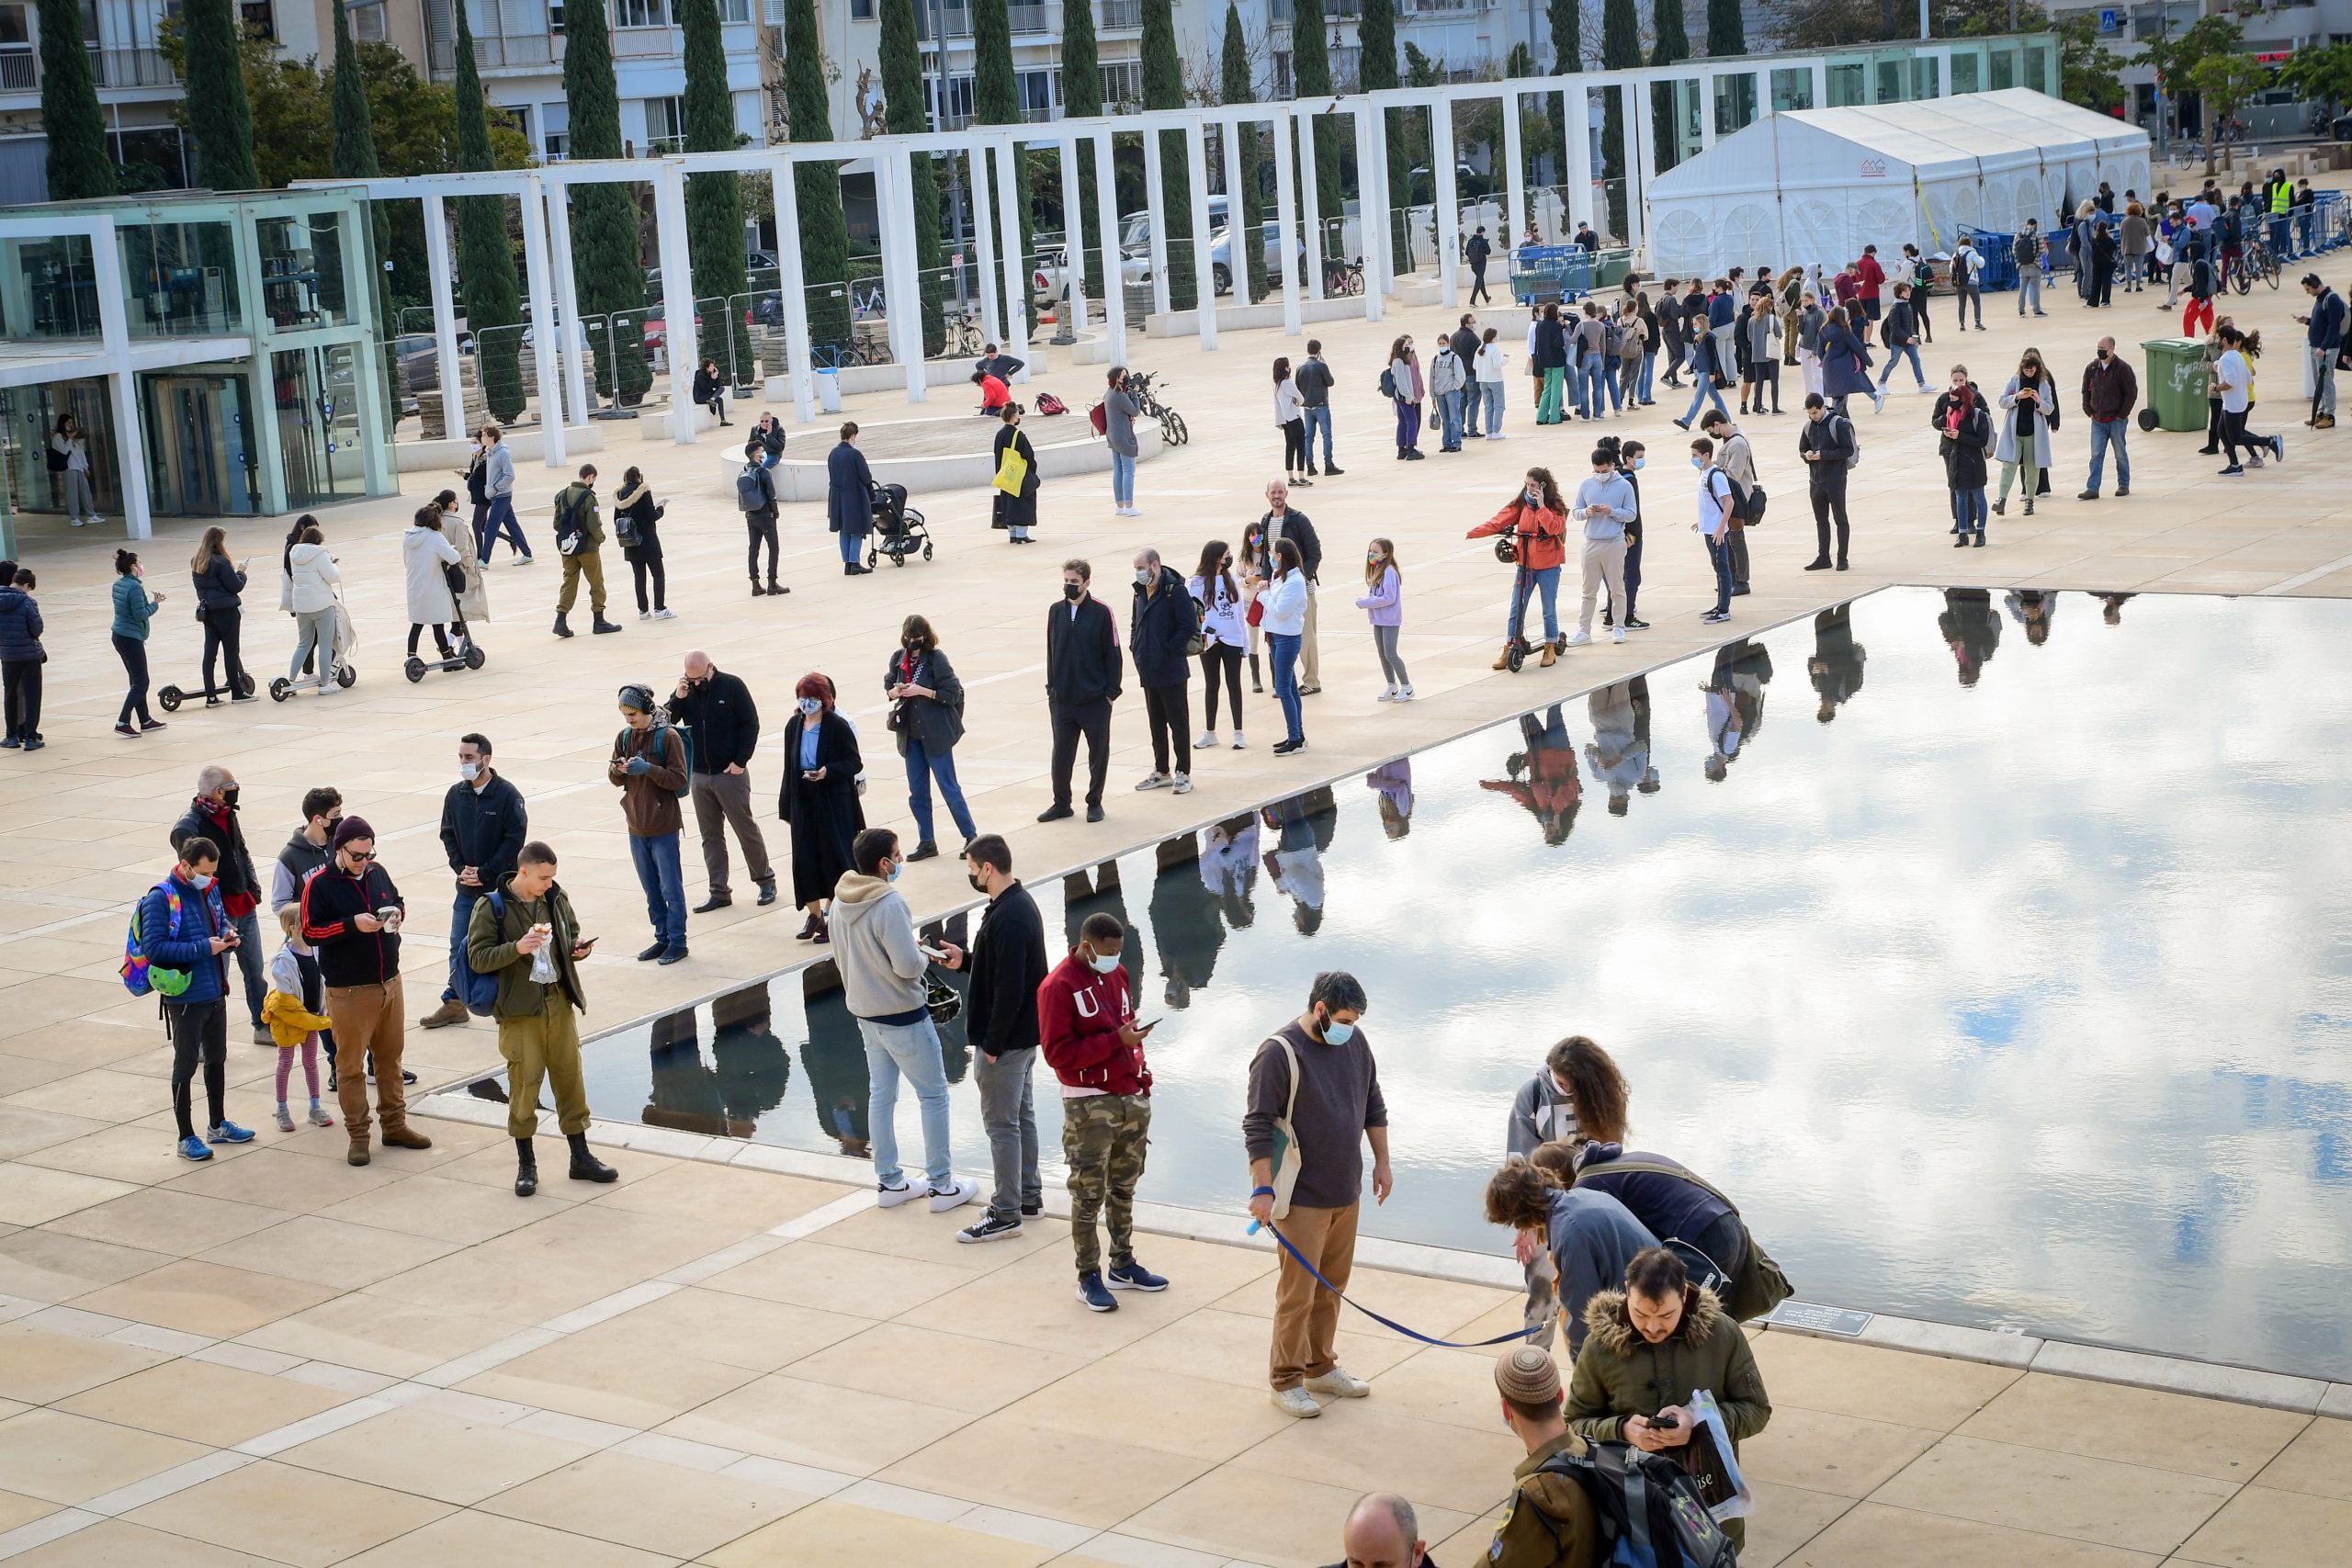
[992,446,1029,496]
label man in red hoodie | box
[1038,910,1168,1313]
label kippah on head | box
[1495,1344,1561,1405]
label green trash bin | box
[2141,338,2210,433]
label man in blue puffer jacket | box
[138,838,255,1160]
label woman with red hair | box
[776,673,865,942]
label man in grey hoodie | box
[831,829,974,1213]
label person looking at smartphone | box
[1038,910,1166,1313]
[300,818,430,1166]
[137,836,255,1162]
[465,840,614,1197]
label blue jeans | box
[628,831,688,949]
[229,908,266,1027]
[1681,375,1727,425]
[861,1014,953,1190]
[1110,449,1136,506]
[1577,352,1614,414]
[1302,403,1334,465]
[1269,630,1304,742]
[904,736,978,846]
[1462,380,1481,436]
[2087,418,2130,492]
[443,886,482,1003]
[1480,381,1503,432]
[476,495,530,562]
[1951,486,1987,535]
[1437,389,1464,448]
[1508,564,1562,642]
[1878,343,1926,389]
[837,525,867,566]
[1703,533,1733,613]
[1637,350,1655,402]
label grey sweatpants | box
[973,1044,1040,1224]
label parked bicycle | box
[2233,236,2282,294]
[946,310,989,356]
[1127,370,1189,446]
[1324,255,1365,297]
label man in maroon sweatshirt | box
[1037,910,1168,1313]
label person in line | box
[832,828,974,1213]
[139,837,255,1160]
[476,424,532,564]
[1040,910,1166,1312]
[432,488,489,647]
[1466,224,1494,305]
[1238,520,1271,695]
[1671,321,1727,431]
[268,788,341,1086]
[1274,355,1311,485]
[2182,228,2219,338]
[668,650,777,906]
[1599,438,1648,632]
[1933,366,1994,547]
[50,412,101,527]
[1190,540,1249,750]
[1260,539,1311,755]
[1740,289,1782,415]
[1486,1162,1657,1358]
[1245,970,1390,1418]
[1469,468,1569,668]
[1484,1347,1603,1568]
[111,550,166,738]
[827,423,876,577]
[777,672,865,942]
[1566,447,1633,649]
[751,411,787,468]
[1356,536,1410,702]
[1994,348,2056,517]
[2215,324,2285,476]
[1690,436,1736,626]
[300,818,428,1166]
[1875,282,1928,399]
[1951,237,1984,330]
[1566,1247,1773,1553]
[1793,290,1826,400]
[611,466,672,620]
[420,733,527,1031]
[551,464,620,637]
[1259,481,1324,694]
[465,840,615,1196]
[1430,334,1469,453]
[401,502,461,661]
[882,616,978,860]
[1388,333,1426,458]
[1656,278,1687,393]
[2079,336,2139,501]
[1452,312,1486,437]
[609,685,690,965]
[1698,412,1758,596]
[0,568,43,751]
[1041,559,1121,822]
[2120,201,2153,294]
[1293,340,1340,475]
[262,906,333,1133]
[188,527,254,705]
[1853,243,1885,331]
[1796,394,1857,572]
[693,357,729,425]
[284,523,341,695]
[2016,221,2046,315]
[737,442,784,598]
[1130,547,1199,795]
[168,767,270,1043]
[935,834,1047,1244]
[1102,367,1142,515]
[1532,304,1569,425]
[1476,325,1509,438]
[2294,272,2344,431]
[1330,1495,1440,1568]
[1573,301,1616,419]
[993,402,1044,540]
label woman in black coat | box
[612,467,668,619]
[188,526,252,705]
[776,671,865,942]
[989,404,1039,537]
[884,615,977,861]
[1931,371,1993,547]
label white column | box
[1700,69,1717,152]
[1620,83,1645,254]
[1141,127,1170,319]
[651,163,696,446]
[422,195,468,440]
[1503,89,1526,250]
[517,175,568,467]
[772,151,815,423]
[1565,83,1594,242]
[1092,129,1126,367]
[1185,119,1217,349]
[544,184,590,426]
[1433,98,1460,308]
[1219,118,1252,307]
[1812,61,1828,112]
[1645,77,1668,182]
[89,220,152,540]
[876,146,927,402]
[969,141,1002,358]
[1269,109,1301,336]
[991,141,1029,368]
[1298,107,1325,305]
[1364,100,1393,299]
[1353,104,1382,323]
[1057,136,1086,333]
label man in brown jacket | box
[1486,1345,1600,1567]
[608,684,689,964]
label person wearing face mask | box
[1468,469,1570,668]
[880,616,977,861]
[934,835,1047,1244]
[137,838,251,1161]
[1037,911,1166,1312]
[1189,539,1250,748]
[300,818,425,1165]
[169,765,271,1043]
[831,827,975,1214]
[1565,447,1634,649]
[1245,969,1391,1419]
[1130,547,1200,795]
[608,686,691,965]
[1599,439,1648,632]
[1933,367,1993,547]
[1041,560,1122,823]
[2078,336,2138,501]
[777,672,865,942]
[1993,350,2056,518]
[1794,395,1856,574]
[422,733,528,1029]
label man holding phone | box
[465,840,614,1197]
[1038,911,1166,1313]
[300,818,429,1166]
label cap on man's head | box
[331,816,375,851]
[1496,1344,1561,1406]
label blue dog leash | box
[1250,1217,1542,1349]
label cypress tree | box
[1290,0,1343,243]
[1220,3,1265,301]
[1601,0,1639,238]
[784,0,854,358]
[329,1,394,425]
[1062,0,1104,300]
[39,0,114,200]
[184,0,258,190]
[1548,0,1580,186]
[566,0,651,400]
[972,0,1034,333]
[452,0,525,423]
[1650,0,1690,175]
[1359,0,1408,239]
[680,0,751,383]
[1706,0,1744,55]
[878,0,946,355]
[1143,0,1194,310]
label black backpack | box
[1530,1441,1737,1568]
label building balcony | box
[1008,0,1049,33]
[916,3,976,41]
[1099,0,1141,28]
[0,43,179,98]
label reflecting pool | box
[492,588,2352,1382]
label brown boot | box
[346,1140,371,1167]
[1539,640,1559,668]
[1492,647,1513,671]
[418,998,469,1030]
[379,1125,435,1151]
[2318,413,2338,430]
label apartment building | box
[1254,0,1520,95]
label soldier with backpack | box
[1486,1345,1602,1567]
[608,684,691,965]
[738,443,786,597]
[130,836,256,1161]
[550,464,620,638]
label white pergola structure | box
[311,41,2012,468]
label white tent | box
[1645,88,2153,282]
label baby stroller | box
[865,480,933,569]
[269,592,359,701]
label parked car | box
[1209,222,1309,298]
[1030,243,1151,308]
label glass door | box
[272,345,365,509]
[143,373,256,516]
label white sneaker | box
[1134,773,1171,791]
[653,608,676,620]
[1171,773,1193,795]
[1562,631,1592,647]
[1272,1385,1322,1418]
[70,517,88,528]
[638,611,650,621]
[926,1177,977,1213]
[1195,732,1217,750]
[1395,685,1414,702]
[1231,731,1247,749]
[91,516,106,528]
[876,1180,919,1208]
[1376,686,1396,702]
[1612,626,1626,644]
[1305,1366,1371,1399]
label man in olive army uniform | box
[1487,1344,1600,1567]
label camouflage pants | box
[1062,1092,1150,1276]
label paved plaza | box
[1,230,2349,1565]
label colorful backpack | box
[121,881,195,998]
[1034,391,1069,416]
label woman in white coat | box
[402,502,462,659]
[284,523,342,693]
[433,489,491,635]
[1992,348,2057,519]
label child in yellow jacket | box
[265,907,335,1133]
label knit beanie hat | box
[1495,1344,1561,1407]
[331,816,375,851]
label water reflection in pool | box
[485,588,2352,1382]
